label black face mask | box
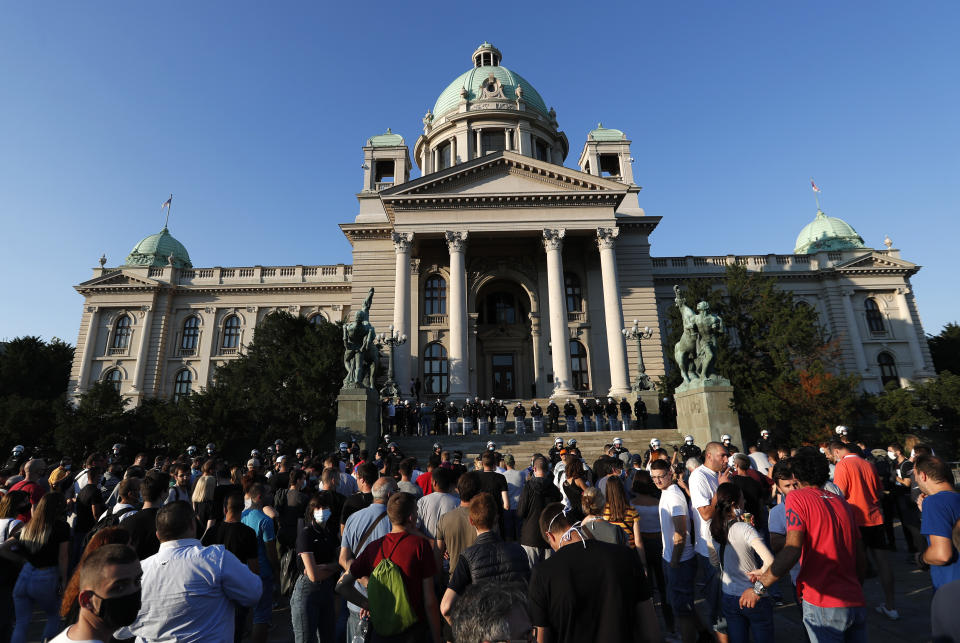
[94,589,142,627]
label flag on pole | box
[810,179,821,193]
[161,196,172,209]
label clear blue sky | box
[1,2,957,344]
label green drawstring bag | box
[367,534,417,636]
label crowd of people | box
[0,424,958,643]
[381,394,680,437]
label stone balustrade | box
[162,264,353,285]
[650,249,893,275]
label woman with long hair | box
[0,491,30,642]
[192,474,218,534]
[290,494,340,643]
[631,471,673,634]
[11,492,70,643]
[710,483,775,643]
[602,476,640,549]
[562,458,589,523]
[580,487,627,546]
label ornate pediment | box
[834,252,918,275]
[378,152,627,222]
[75,270,162,292]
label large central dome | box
[432,42,549,119]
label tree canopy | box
[927,322,960,375]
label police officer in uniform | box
[548,437,564,467]
[432,397,445,435]
[619,397,632,431]
[530,400,544,433]
[633,397,648,429]
[563,398,578,432]
[512,401,527,434]
[578,398,593,431]
[604,397,619,431]
[757,429,775,453]
[678,435,702,463]
[546,398,560,432]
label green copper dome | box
[367,128,404,147]
[588,123,626,141]
[432,44,549,119]
[124,227,192,269]
[794,210,866,254]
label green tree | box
[54,381,132,460]
[0,336,74,454]
[664,265,860,445]
[927,322,960,375]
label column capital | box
[596,227,620,250]
[542,228,566,252]
[392,231,414,253]
[445,231,469,253]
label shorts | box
[253,571,274,624]
[859,525,885,549]
[662,556,697,615]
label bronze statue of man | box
[342,288,378,388]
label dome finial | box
[472,42,502,68]
[884,235,893,249]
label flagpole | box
[810,178,821,211]
[164,194,172,228]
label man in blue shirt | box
[242,483,280,643]
[916,456,960,590]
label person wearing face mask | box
[528,502,660,643]
[290,495,340,643]
[49,544,142,643]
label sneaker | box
[875,604,900,620]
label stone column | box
[529,312,543,396]
[446,231,469,397]
[131,303,155,394]
[475,129,483,158]
[896,287,927,373]
[841,290,868,373]
[597,227,631,396]
[76,306,101,392]
[543,229,575,396]
[392,232,414,394]
[450,136,457,166]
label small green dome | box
[124,227,192,269]
[588,123,626,141]
[794,210,866,254]
[433,44,548,119]
[367,128,404,147]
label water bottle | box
[352,615,369,643]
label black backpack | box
[82,506,137,549]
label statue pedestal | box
[674,384,743,448]
[336,386,381,450]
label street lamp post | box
[621,319,654,392]
[377,324,407,399]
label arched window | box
[222,315,241,349]
[878,352,899,387]
[112,315,132,349]
[103,368,122,392]
[570,340,589,391]
[173,369,192,402]
[865,298,885,333]
[423,343,448,395]
[565,273,582,313]
[424,276,447,316]
[180,316,200,352]
[309,313,327,326]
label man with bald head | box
[10,458,47,521]
[339,476,397,641]
[687,441,734,638]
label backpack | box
[367,534,417,636]
[82,506,137,550]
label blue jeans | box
[801,603,867,643]
[721,592,774,643]
[252,570,274,625]
[662,557,697,615]
[696,554,724,631]
[290,575,335,643]
[12,563,61,643]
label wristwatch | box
[753,580,767,596]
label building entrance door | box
[491,354,515,398]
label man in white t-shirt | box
[687,441,733,635]
[652,460,707,643]
[747,446,771,477]
[50,544,142,643]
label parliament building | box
[68,43,936,407]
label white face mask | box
[887,451,897,460]
[819,447,826,454]
[244,497,252,510]
[314,509,331,524]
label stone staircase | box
[394,427,685,467]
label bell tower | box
[578,123,635,185]
[361,128,411,192]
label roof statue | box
[673,284,731,392]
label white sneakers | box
[875,604,900,620]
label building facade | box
[68,43,935,404]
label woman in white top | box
[709,482,775,643]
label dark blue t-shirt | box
[921,490,960,589]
